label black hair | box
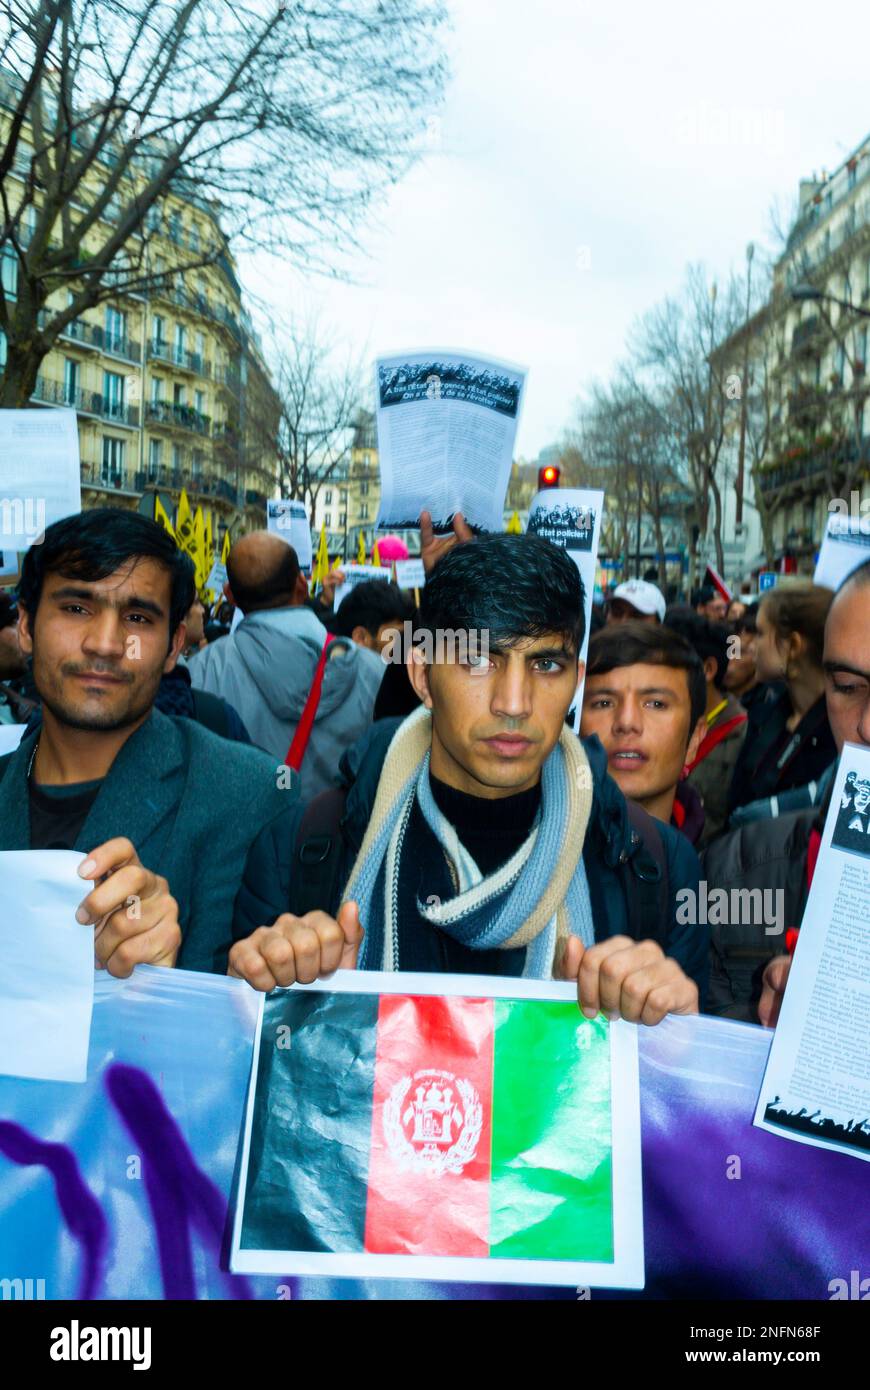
[226,542,299,612]
[692,583,716,608]
[420,533,585,653]
[332,581,415,640]
[18,507,195,640]
[586,620,706,728]
[0,592,17,631]
[733,604,758,636]
[662,608,730,690]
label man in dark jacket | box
[230,534,707,1021]
[703,558,870,1022]
[0,508,300,977]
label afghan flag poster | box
[231,973,643,1287]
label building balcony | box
[790,316,823,356]
[213,421,239,449]
[31,376,140,427]
[36,312,142,363]
[244,488,268,509]
[147,340,212,377]
[80,462,141,497]
[145,400,212,436]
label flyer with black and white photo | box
[526,487,604,724]
[266,498,313,572]
[753,744,870,1163]
[374,349,527,535]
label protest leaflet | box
[266,498,313,572]
[394,557,425,590]
[527,487,604,722]
[333,563,391,612]
[813,512,870,592]
[374,350,527,535]
[0,408,81,550]
[231,971,643,1288]
[0,726,25,757]
[0,850,94,1083]
[754,744,870,1163]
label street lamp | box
[791,283,870,319]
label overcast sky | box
[239,0,870,460]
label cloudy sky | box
[240,0,870,460]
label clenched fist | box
[228,901,364,992]
[558,935,698,1025]
[76,837,181,978]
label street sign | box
[758,571,777,593]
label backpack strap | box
[622,799,670,949]
[286,634,336,772]
[290,786,348,918]
[190,687,231,740]
[685,712,747,774]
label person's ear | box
[406,644,433,708]
[351,624,373,649]
[163,620,186,674]
[685,714,706,767]
[703,654,718,684]
[223,581,233,605]
[787,630,806,667]
[294,571,309,605]
[574,657,585,699]
[17,606,33,657]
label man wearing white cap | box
[607,579,666,625]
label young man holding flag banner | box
[230,533,706,1023]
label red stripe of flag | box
[364,994,494,1257]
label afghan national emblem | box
[383,1069,483,1177]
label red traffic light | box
[538,464,561,489]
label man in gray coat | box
[188,532,384,797]
[0,508,299,977]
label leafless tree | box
[0,0,447,403]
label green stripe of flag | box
[489,1000,614,1260]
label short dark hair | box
[662,608,730,690]
[420,533,585,653]
[586,620,706,728]
[733,603,758,636]
[18,508,195,640]
[332,581,415,639]
[692,584,716,608]
[0,592,17,631]
[226,542,300,612]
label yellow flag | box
[506,510,523,534]
[204,510,214,568]
[175,488,195,551]
[310,523,329,594]
[356,532,366,565]
[220,528,231,565]
[372,541,381,568]
[193,506,208,594]
[154,495,176,540]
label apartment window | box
[189,222,200,254]
[195,389,205,415]
[837,342,846,379]
[152,314,166,348]
[174,383,186,406]
[172,444,182,472]
[325,490,333,504]
[194,331,205,367]
[103,370,125,419]
[849,164,857,190]
[324,512,332,527]
[174,322,186,363]
[101,436,125,484]
[150,375,163,405]
[340,490,348,502]
[360,504,368,520]
[147,438,162,479]
[105,306,126,354]
[360,480,369,496]
[191,449,203,482]
[63,358,79,406]
[169,211,182,244]
[1,245,17,299]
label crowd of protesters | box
[0,504,854,1035]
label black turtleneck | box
[428,772,542,874]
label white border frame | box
[230,971,644,1288]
